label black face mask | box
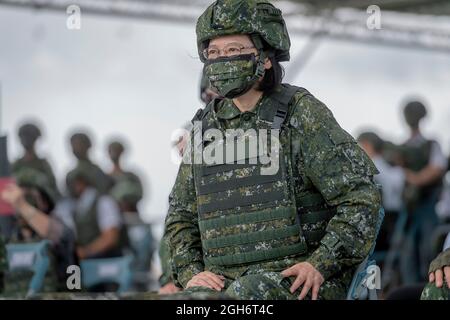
[204,53,266,99]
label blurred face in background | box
[358,140,376,159]
[71,139,89,160]
[19,134,38,152]
[108,143,124,164]
[68,178,88,199]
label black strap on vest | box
[270,84,310,130]
[191,85,310,133]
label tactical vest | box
[402,140,433,172]
[402,140,443,203]
[192,84,336,268]
[74,195,102,247]
[74,194,128,258]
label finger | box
[429,272,435,283]
[195,278,216,290]
[444,266,450,288]
[311,282,320,300]
[186,278,208,289]
[435,269,444,288]
[298,279,313,300]
[203,272,224,291]
[290,273,306,294]
[281,266,296,278]
[203,272,225,289]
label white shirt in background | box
[373,155,405,212]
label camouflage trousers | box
[178,271,348,300]
[420,282,450,300]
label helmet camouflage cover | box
[110,179,143,205]
[196,0,291,62]
[14,167,59,205]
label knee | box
[225,273,287,300]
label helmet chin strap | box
[250,33,267,83]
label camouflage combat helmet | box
[110,179,143,205]
[66,162,94,189]
[14,167,59,206]
[196,0,291,62]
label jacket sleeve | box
[164,136,204,288]
[429,247,450,274]
[293,94,382,280]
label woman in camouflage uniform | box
[164,0,381,300]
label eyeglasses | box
[203,43,256,60]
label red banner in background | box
[0,177,14,216]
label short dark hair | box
[70,132,92,149]
[258,55,285,92]
[357,132,384,153]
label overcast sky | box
[1,6,449,231]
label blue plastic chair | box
[126,223,155,290]
[127,223,154,272]
[80,255,133,294]
[6,240,51,297]
[347,207,385,300]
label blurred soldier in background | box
[110,179,144,225]
[0,168,77,297]
[200,70,220,105]
[111,179,154,291]
[357,132,405,255]
[69,132,113,194]
[399,101,447,284]
[12,123,60,199]
[108,140,144,195]
[57,163,126,261]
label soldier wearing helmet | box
[399,100,447,284]
[68,131,114,194]
[164,0,381,300]
[12,122,60,200]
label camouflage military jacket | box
[165,87,381,288]
[429,248,450,274]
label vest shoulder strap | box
[191,97,223,123]
[271,84,310,130]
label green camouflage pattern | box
[196,0,291,62]
[110,178,144,206]
[13,167,60,205]
[204,55,258,98]
[177,270,351,300]
[164,86,381,299]
[421,282,450,300]
[12,157,60,200]
[428,248,450,274]
[159,233,174,286]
